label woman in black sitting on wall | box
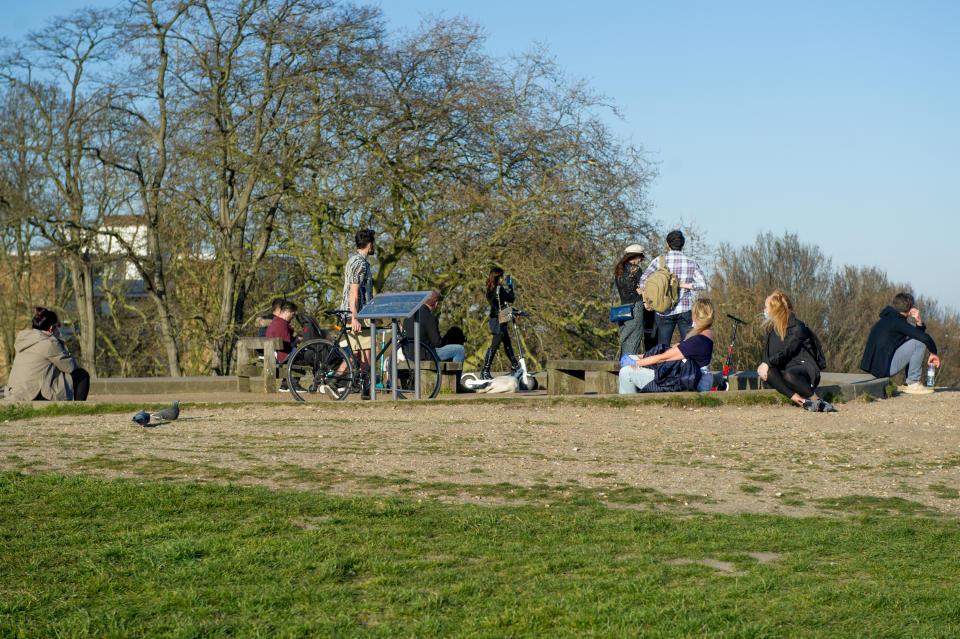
[757,290,835,412]
[481,267,520,380]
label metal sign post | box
[391,319,399,400]
[356,291,433,400]
[369,319,377,401]
[415,308,423,398]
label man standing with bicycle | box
[340,229,376,397]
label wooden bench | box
[431,361,463,393]
[546,359,749,395]
[382,358,462,393]
[235,337,462,395]
[545,360,620,395]
[545,359,891,400]
[236,337,283,393]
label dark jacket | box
[861,306,937,378]
[486,284,514,319]
[614,262,643,305]
[639,343,703,393]
[764,314,824,371]
[402,305,442,349]
[255,313,274,337]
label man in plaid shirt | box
[639,230,707,346]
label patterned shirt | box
[339,252,373,314]
[639,250,706,316]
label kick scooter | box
[713,314,748,391]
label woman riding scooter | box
[481,267,521,380]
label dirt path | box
[3,391,959,517]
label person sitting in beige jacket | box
[3,307,89,401]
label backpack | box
[295,313,328,342]
[805,329,827,370]
[643,256,680,313]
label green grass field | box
[2,472,958,637]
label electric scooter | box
[713,314,748,391]
[508,309,538,390]
[460,308,539,391]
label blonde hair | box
[689,298,714,336]
[764,290,792,340]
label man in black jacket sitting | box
[861,292,940,394]
[402,291,466,364]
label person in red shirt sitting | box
[266,300,302,392]
[266,299,298,363]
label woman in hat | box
[613,244,656,357]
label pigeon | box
[131,409,151,427]
[151,400,180,422]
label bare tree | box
[1,3,659,377]
[0,86,50,374]
[282,19,656,367]
[169,0,380,373]
[82,0,197,376]
[0,9,120,375]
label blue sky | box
[5,1,959,312]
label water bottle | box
[926,363,936,387]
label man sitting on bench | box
[266,300,300,392]
[403,291,466,364]
[256,297,286,337]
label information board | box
[355,291,433,320]
[355,291,433,400]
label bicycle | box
[284,309,442,401]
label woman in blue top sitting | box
[619,298,714,394]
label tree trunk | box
[150,291,181,377]
[212,252,239,376]
[67,256,98,377]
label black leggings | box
[765,364,819,401]
[32,367,89,401]
[489,330,513,355]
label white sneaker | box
[900,382,934,395]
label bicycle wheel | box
[389,338,441,399]
[286,339,354,402]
